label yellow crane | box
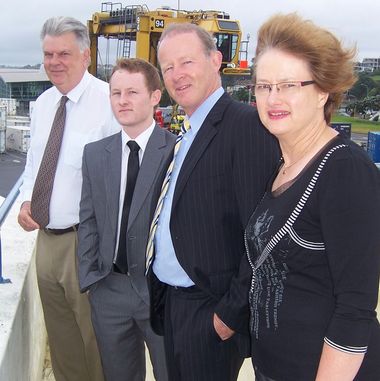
[87,2,251,77]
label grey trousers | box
[89,272,168,381]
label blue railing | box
[0,172,24,284]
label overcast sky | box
[1,0,379,66]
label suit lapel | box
[127,125,166,230]
[104,132,122,235]
[172,93,232,209]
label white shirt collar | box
[52,70,91,105]
[121,120,156,154]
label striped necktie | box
[145,119,191,273]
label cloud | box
[1,0,379,65]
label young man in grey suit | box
[77,58,175,381]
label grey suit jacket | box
[77,125,176,304]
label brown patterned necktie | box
[31,96,69,228]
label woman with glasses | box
[246,13,380,380]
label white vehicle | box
[369,112,380,122]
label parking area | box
[0,151,26,198]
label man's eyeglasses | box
[253,80,315,97]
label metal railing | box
[0,172,24,284]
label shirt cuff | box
[324,337,367,354]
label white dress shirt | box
[20,71,120,228]
[114,121,155,258]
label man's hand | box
[213,313,235,341]
[18,201,40,231]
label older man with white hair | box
[18,17,118,381]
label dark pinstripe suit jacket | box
[150,93,280,344]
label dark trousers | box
[254,366,277,381]
[163,285,244,381]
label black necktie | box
[114,140,140,274]
[31,96,68,228]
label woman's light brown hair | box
[254,13,357,123]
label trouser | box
[89,271,168,381]
[254,366,277,381]
[163,285,244,381]
[35,229,104,381]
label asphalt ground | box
[0,150,26,198]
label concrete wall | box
[0,198,378,381]
[0,200,45,381]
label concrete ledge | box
[0,199,46,381]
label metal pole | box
[0,232,11,283]
[0,172,24,284]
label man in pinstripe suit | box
[150,23,280,381]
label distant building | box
[354,62,365,72]
[355,58,380,73]
[0,66,51,115]
[362,58,380,72]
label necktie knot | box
[60,96,69,107]
[127,140,140,153]
[181,119,191,134]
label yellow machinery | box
[88,2,251,77]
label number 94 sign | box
[155,19,165,29]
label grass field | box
[332,115,380,134]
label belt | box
[44,224,79,235]
[170,284,200,293]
